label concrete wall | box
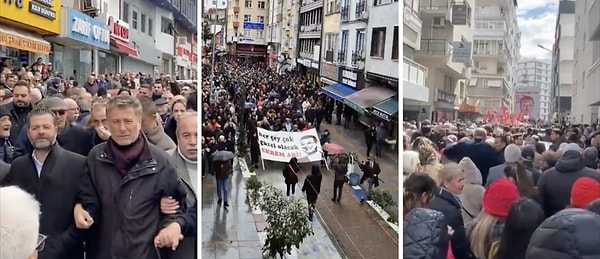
[365,0,398,79]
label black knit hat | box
[0,106,10,119]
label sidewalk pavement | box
[320,123,400,205]
[258,160,399,259]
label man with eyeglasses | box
[13,97,94,157]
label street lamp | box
[537,44,560,123]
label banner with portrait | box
[256,128,323,163]
[513,87,541,120]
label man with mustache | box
[3,81,31,144]
[1,108,89,259]
[157,112,198,258]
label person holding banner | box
[282,157,300,198]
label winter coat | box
[302,172,322,203]
[457,159,485,225]
[443,139,501,185]
[283,163,299,184]
[537,151,600,218]
[427,188,473,259]
[486,163,535,188]
[526,208,600,259]
[403,208,450,259]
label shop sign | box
[107,16,130,42]
[436,89,456,104]
[238,37,264,45]
[371,109,390,121]
[66,9,110,49]
[320,62,339,81]
[0,30,51,54]
[0,0,62,34]
[341,69,358,88]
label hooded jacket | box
[526,208,600,259]
[583,147,599,169]
[537,151,600,218]
[458,157,485,224]
[403,208,450,259]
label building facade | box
[319,0,340,86]
[552,0,575,122]
[414,0,475,121]
[296,0,323,81]
[467,0,520,120]
[226,0,270,60]
[403,0,428,121]
[571,0,600,124]
[516,59,551,121]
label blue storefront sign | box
[66,8,110,49]
[243,22,264,30]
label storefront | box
[369,95,399,146]
[339,67,365,90]
[0,0,61,70]
[343,86,396,127]
[433,89,457,122]
[236,43,267,64]
[49,8,110,82]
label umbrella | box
[268,92,279,98]
[211,150,235,161]
[322,143,345,154]
[244,102,256,109]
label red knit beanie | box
[483,178,519,218]
[571,177,600,209]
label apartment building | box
[466,0,520,120]
[266,0,283,69]
[403,0,429,121]
[226,0,270,59]
[414,0,474,121]
[516,59,551,121]
[296,0,323,81]
[551,0,575,122]
[319,0,341,86]
[571,0,600,124]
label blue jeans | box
[217,177,229,201]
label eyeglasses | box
[36,234,47,251]
[53,110,66,116]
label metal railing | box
[355,1,366,19]
[419,0,452,11]
[403,57,428,87]
[325,50,334,62]
[337,50,347,64]
[351,50,362,65]
[418,39,452,56]
[340,6,350,21]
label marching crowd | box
[0,57,200,259]
[403,120,600,259]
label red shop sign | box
[108,16,130,42]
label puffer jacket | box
[404,208,449,259]
[458,157,485,225]
[526,208,600,259]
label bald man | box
[29,88,42,105]
[64,98,80,125]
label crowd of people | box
[0,57,199,259]
[403,120,600,259]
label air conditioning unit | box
[433,17,445,27]
[82,0,99,17]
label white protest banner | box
[257,128,323,163]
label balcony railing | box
[417,39,451,56]
[338,50,347,64]
[403,57,428,86]
[355,1,367,20]
[341,6,350,21]
[351,50,361,65]
[420,0,452,12]
[325,50,334,62]
[404,6,422,33]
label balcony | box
[591,0,600,41]
[325,50,334,62]
[420,0,453,14]
[416,39,452,57]
[300,51,313,59]
[299,24,321,38]
[474,28,506,38]
[300,0,323,12]
[404,6,422,34]
[341,6,350,22]
[403,57,429,102]
[233,21,240,28]
[355,1,367,21]
[337,50,347,64]
[233,6,240,13]
[149,0,196,31]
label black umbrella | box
[211,150,235,161]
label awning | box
[371,96,399,121]
[0,27,51,54]
[110,39,138,57]
[321,83,358,102]
[344,86,396,114]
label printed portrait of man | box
[299,135,319,156]
[519,95,535,116]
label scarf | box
[106,134,146,175]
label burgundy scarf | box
[106,134,146,175]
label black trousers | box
[366,142,374,157]
[333,180,344,200]
[286,183,296,196]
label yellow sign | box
[0,0,62,34]
[0,31,51,54]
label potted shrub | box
[245,176,262,205]
[371,189,399,225]
[251,185,314,258]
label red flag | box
[517,109,525,122]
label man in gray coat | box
[486,144,535,187]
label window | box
[341,30,349,50]
[257,30,263,38]
[161,17,173,35]
[245,0,252,8]
[258,1,266,8]
[244,29,251,37]
[141,14,146,33]
[132,10,138,29]
[370,27,386,58]
[374,0,392,6]
[258,16,265,23]
[148,18,153,36]
[244,15,252,21]
[391,26,398,59]
[123,3,129,22]
[326,0,337,14]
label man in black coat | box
[1,108,90,259]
